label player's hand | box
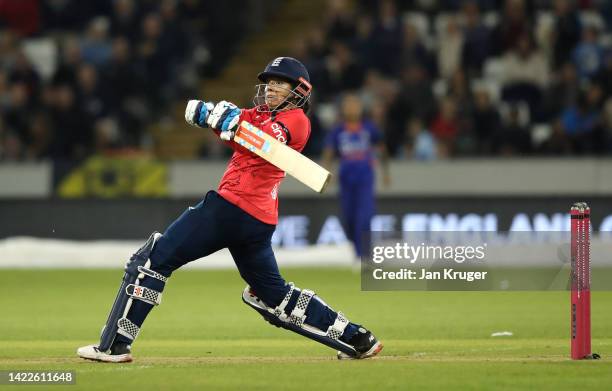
[207,101,241,139]
[185,100,214,128]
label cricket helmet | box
[254,57,312,112]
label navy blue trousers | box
[118,191,359,344]
[339,169,374,257]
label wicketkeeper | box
[77,57,383,362]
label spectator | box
[539,118,572,155]
[110,0,142,43]
[24,112,53,160]
[430,96,460,156]
[491,0,532,56]
[1,129,23,161]
[2,0,611,162]
[8,51,40,102]
[326,0,356,43]
[543,62,580,120]
[359,70,395,110]
[325,41,366,93]
[386,64,436,156]
[572,26,604,81]
[501,34,549,89]
[40,0,83,31]
[492,105,531,155]
[0,69,8,109]
[406,117,437,161]
[47,85,93,160]
[370,0,403,76]
[603,98,612,152]
[79,17,112,67]
[0,29,18,70]
[52,37,82,87]
[561,84,604,153]
[448,69,474,116]
[159,0,189,61]
[301,28,331,98]
[138,13,174,111]
[0,0,40,37]
[500,33,549,119]
[400,22,433,74]
[593,51,611,99]
[104,37,142,108]
[551,0,582,69]
[76,64,109,120]
[471,87,502,154]
[104,36,146,146]
[94,118,121,154]
[352,15,376,70]
[438,16,464,80]
[4,83,31,148]
[461,1,491,77]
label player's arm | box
[321,127,339,175]
[368,124,390,188]
[377,142,391,188]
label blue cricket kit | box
[326,120,382,257]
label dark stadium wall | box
[2,196,612,245]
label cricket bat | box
[233,120,331,193]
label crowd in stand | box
[0,0,255,161]
[0,0,611,162]
[301,0,612,158]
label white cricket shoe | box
[77,343,132,363]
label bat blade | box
[233,120,331,193]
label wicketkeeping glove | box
[207,100,241,140]
[185,100,214,127]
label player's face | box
[342,94,363,121]
[265,79,293,108]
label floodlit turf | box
[1,268,611,390]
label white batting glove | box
[207,101,241,140]
[185,100,214,127]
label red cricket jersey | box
[217,107,311,225]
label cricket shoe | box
[337,327,383,360]
[77,342,132,363]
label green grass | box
[1,269,611,390]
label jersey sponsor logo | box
[270,122,287,144]
[271,57,284,66]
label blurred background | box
[0,0,611,267]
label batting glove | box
[207,100,241,140]
[185,100,214,128]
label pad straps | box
[288,289,315,327]
[117,317,140,340]
[273,284,295,319]
[126,284,162,305]
[326,312,350,340]
[124,266,166,305]
[138,266,168,282]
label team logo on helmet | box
[271,57,284,67]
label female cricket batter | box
[77,57,382,362]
